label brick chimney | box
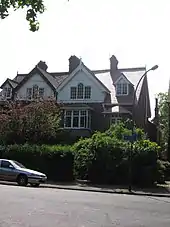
[110,55,119,83]
[37,61,48,71]
[69,55,80,73]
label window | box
[116,79,128,95]
[110,116,122,125]
[39,88,44,98]
[1,160,12,168]
[70,84,91,99]
[64,110,91,129]
[26,88,32,99]
[65,110,72,127]
[85,86,91,99]
[70,87,77,99]
[3,87,12,98]
[33,84,38,99]
[77,83,84,99]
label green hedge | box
[0,144,74,181]
[73,131,160,186]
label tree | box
[0,100,61,144]
[0,0,45,31]
[158,92,169,150]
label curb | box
[40,184,170,198]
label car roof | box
[0,159,13,162]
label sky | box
[0,0,169,117]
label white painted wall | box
[16,73,55,100]
[57,70,106,103]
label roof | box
[0,78,18,89]
[95,71,117,103]
[95,67,146,104]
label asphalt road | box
[0,184,170,227]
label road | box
[0,184,170,227]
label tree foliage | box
[0,0,45,31]
[0,100,61,144]
[158,92,168,149]
[73,122,160,186]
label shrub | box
[73,125,160,186]
[0,144,74,181]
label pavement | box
[42,181,170,198]
[1,184,170,227]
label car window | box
[1,160,12,168]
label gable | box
[15,73,55,100]
[57,68,109,103]
[0,80,13,89]
[114,74,132,85]
[57,64,110,93]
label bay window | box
[64,110,91,129]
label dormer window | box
[4,87,12,98]
[116,78,128,96]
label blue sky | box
[0,0,169,116]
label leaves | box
[0,0,45,31]
[158,92,169,149]
[0,100,61,144]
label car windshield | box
[12,161,26,169]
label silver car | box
[0,159,47,187]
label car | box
[0,159,47,187]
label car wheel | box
[30,183,40,187]
[17,174,28,186]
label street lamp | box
[167,81,170,161]
[128,64,158,192]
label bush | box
[73,125,160,186]
[0,144,74,181]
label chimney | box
[37,61,48,71]
[69,55,80,73]
[110,55,119,83]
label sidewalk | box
[41,181,170,198]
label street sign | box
[123,133,137,142]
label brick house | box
[0,55,156,141]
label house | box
[0,55,155,140]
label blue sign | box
[124,133,137,142]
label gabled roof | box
[13,66,57,93]
[57,61,110,93]
[95,67,147,106]
[0,78,18,89]
[114,73,133,85]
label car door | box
[0,160,17,182]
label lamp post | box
[167,82,170,161]
[128,64,158,192]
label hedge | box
[0,144,74,182]
[72,131,160,186]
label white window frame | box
[39,88,45,98]
[115,78,129,96]
[110,116,122,125]
[64,110,91,129]
[3,87,12,98]
[70,83,91,100]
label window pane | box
[66,110,71,116]
[73,110,79,116]
[73,116,79,127]
[88,111,91,128]
[39,88,44,98]
[122,84,128,94]
[85,86,91,99]
[1,160,10,168]
[116,84,122,95]
[70,87,77,99]
[77,83,84,99]
[65,116,71,127]
[6,88,11,97]
[26,88,32,99]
